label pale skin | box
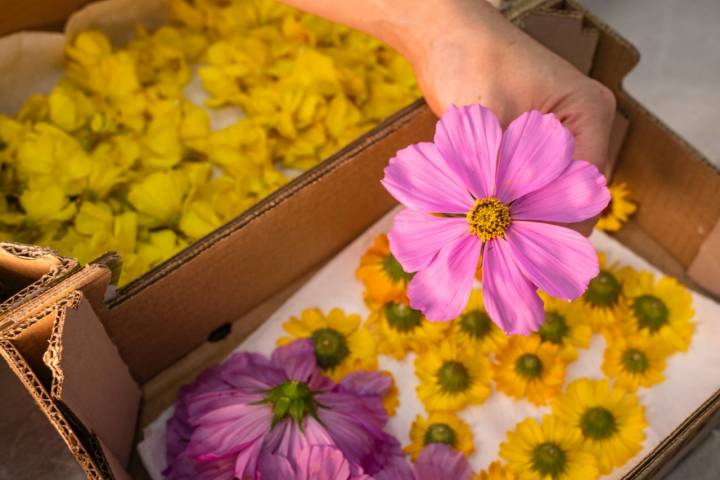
[279,0,616,233]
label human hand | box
[399,1,616,234]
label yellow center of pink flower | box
[466,197,510,240]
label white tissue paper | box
[138,207,720,479]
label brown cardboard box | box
[0,1,718,479]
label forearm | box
[276,0,501,63]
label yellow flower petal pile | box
[0,0,419,285]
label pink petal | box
[381,142,473,214]
[271,339,318,382]
[407,234,481,321]
[388,209,469,272]
[414,444,473,480]
[482,238,543,334]
[496,111,574,203]
[259,454,296,480]
[510,161,610,223]
[506,221,599,300]
[434,104,502,199]
[297,445,352,480]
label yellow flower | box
[415,338,492,411]
[620,272,694,354]
[476,461,517,480]
[365,300,448,360]
[355,234,411,304]
[127,170,190,227]
[87,136,139,199]
[500,415,599,480]
[380,370,399,416]
[48,83,94,132]
[602,334,667,392]
[277,308,377,381]
[65,31,140,98]
[451,289,508,354]
[580,253,636,334]
[205,119,271,177]
[493,336,565,406]
[16,123,91,196]
[20,183,76,224]
[137,229,187,270]
[536,295,592,362]
[405,411,474,460]
[596,182,637,232]
[74,201,113,236]
[552,379,646,474]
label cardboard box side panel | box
[613,94,720,267]
[570,0,720,272]
[105,106,437,383]
[0,359,88,480]
[51,295,140,467]
[0,340,108,479]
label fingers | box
[568,80,617,171]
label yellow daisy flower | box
[536,295,592,363]
[602,334,667,392]
[493,336,565,406]
[552,379,646,474]
[451,289,508,354]
[476,461,517,480]
[415,338,492,411]
[621,272,694,354]
[500,415,599,480]
[596,182,637,232]
[365,300,448,360]
[580,253,636,333]
[356,234,412,304]
[277,308,377,381]
[404,411,474,460]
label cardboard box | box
[0,0,719,479]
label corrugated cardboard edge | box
[0,243,79,322]
[44,292,141,466]
[0,332,110,479]
[0,265,127,479]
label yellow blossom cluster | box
[0,0,419,285]
[296,232,692,480]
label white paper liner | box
[138,207,720,479]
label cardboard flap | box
[520,9,600,75]
[44,292,140,467]
[0,243,78,324]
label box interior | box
[0,1,719,479]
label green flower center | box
[437,360,471,393]
[584,270,621,307]
[382,253,412,283]
[264,380,318,426]
[633,295,669,332]
[538,312,569,345]
[466,197,511,241]
[622,348,649,373]
[460,309,492,339]
[423,423,457,447]
[580,406,618,440]
[310,327,349,370]
[531,442,567,477]
[515,353,543,379]
[385,302,422,333]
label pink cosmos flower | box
[412,444,474,480]
[164,340,412,479]
[382,105,610,334]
